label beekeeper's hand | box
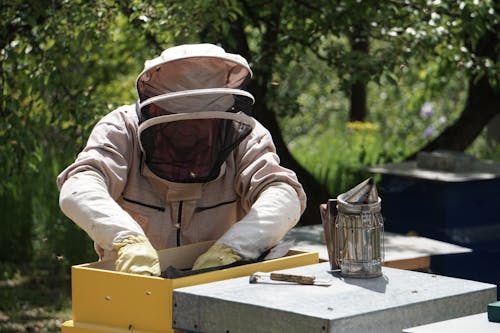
[192,244,241,270]
[113,235,161,276]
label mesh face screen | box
[140,117,252,183]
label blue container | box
[368,159,500,299]
[380,175,500,248]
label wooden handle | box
[269,272,316,285]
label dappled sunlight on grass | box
[0,265,71,333]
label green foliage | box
[0,192,33,263]
[0,0,498,268]
[1,1,147,266]
[279,49,474,195]
[31,148,98,266]
[289,121,386,195]
[467,130,500,161]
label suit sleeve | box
[57,108,145,253]
[217,121,307,259]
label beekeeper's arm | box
[193,122,306,269]
[57,107,160,276]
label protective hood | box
[137,87,255,183]
[136,43,252,103]
[135,44,255,183]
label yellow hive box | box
[62,241,319,333]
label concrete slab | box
[173,263,496,333]
[403,312,500,333]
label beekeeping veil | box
[136,44,255,183]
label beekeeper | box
[57,43,306,277]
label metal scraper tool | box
[249,271,333,286]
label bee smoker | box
[321,178,384,278]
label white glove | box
[113,235,161,276]
[192,244,241,270]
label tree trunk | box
[231,4,331,225]
[350,81,368,121]
[408,28,500,159]
[349,26,369,121]
[254,99,332,225]
[487,114,500,144]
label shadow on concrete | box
[328,270,389,294]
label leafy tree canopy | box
[0,0,498,263]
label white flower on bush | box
[423,126,435,138]
[420,104,447,139]
[420,102,434,118]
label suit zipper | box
[176,201,183,246]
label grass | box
[0,264,72,333]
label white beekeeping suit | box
[57,43,307,276]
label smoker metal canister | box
[334,193,384,278]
